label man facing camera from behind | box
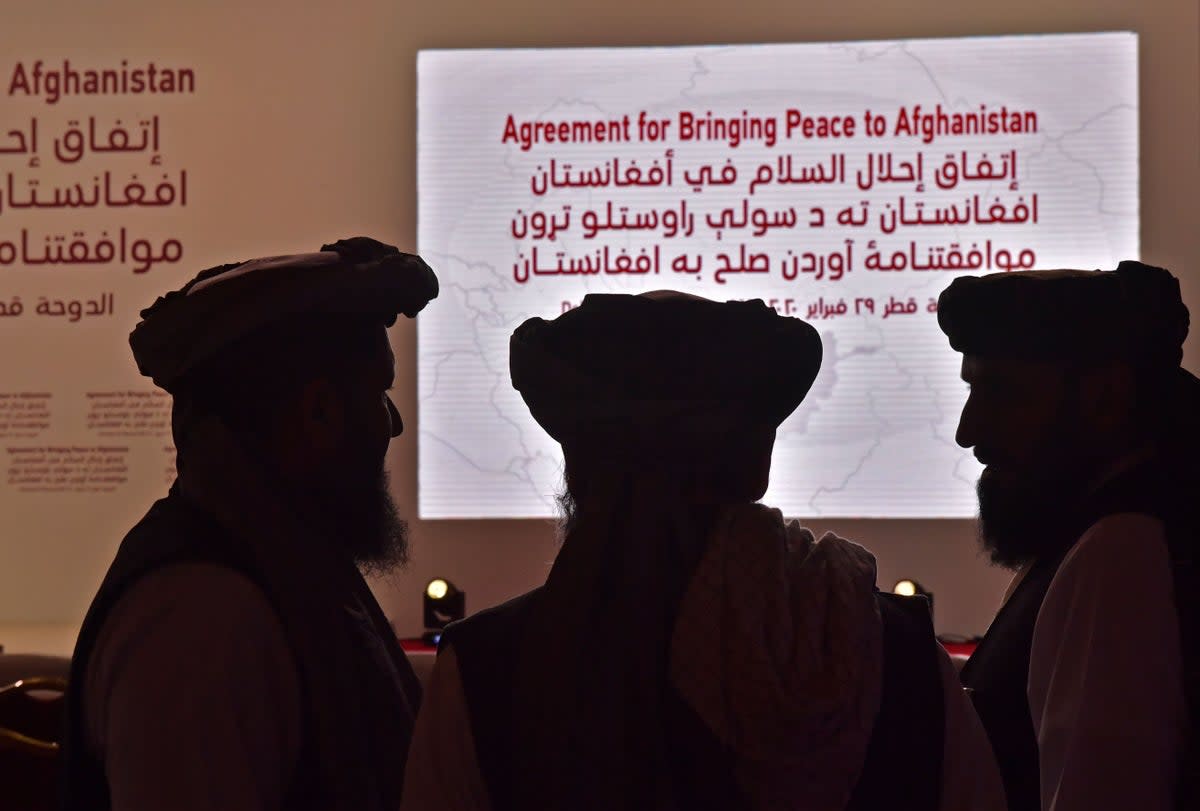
[940,262,1198,811]
[62,238,438,811]
[403,291,1004,811]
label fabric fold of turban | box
[129,236,438,391]
[937,260,1189,367]
[509,293,824,445]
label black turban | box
[509,293,823,446]
[130,237,438,392]
[937,261,1188,368]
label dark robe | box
[962,461,1200,811]
[441,588,945,811]
[63,420,421,811]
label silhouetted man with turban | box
[63,238,438,811]
[939,261,1199,811]
[402,291,1003,810]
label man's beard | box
[305,466,410,576]
[977,471,1076,569]
[975,439,1101,570]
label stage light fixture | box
[892,579,933,613]
[426,578,449,600]
[422,577,465,646]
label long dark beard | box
[976,470,1086,569]
[973,380,1107,569]
[351,470,410,576]
[303,467,409,576]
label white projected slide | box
[417,32,1138,519]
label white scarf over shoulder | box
[671,503,884,811]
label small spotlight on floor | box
[422,578,465,646]
[426,578,450,601]
[892,579,933,613]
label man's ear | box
[294,377,346,457]
[1078,361,1136,433]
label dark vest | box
[442,589,945,811]
[962,463,1200,811]
[62,490,422,811]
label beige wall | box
[1,0,1197,653]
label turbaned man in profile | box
[62,237,438,811]
[939,262,1199,811]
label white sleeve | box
[936,643,1007,811]
[85,563,302,811]
[1029,513,1188,811]
[400,645,492,810]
